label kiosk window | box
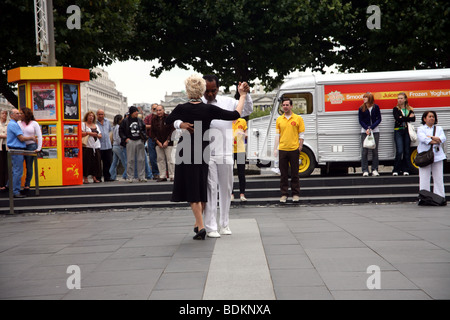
[279,93,313,115]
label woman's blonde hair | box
[396,92,413,111]
[185,74,206,99]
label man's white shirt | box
[173,94,253,158]
[203,94,253,157]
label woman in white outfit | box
[417,111,447,198]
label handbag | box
[82,134,89,147]
[414,126,436,167]
[363,130,376,149]
[407,122,417,142]
[81,122,89,147]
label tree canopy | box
[333,0,450,72]
[135,0,350,91]
[0,0,139,107]
[1,0,449,106]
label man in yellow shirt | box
[274,98,305,203]
[232,118,248,201]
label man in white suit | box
[202,75,253,237]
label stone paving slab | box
[0,203,449,300]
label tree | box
[135,0,351,91]
[0,0,139,107]
[333,0,450,72]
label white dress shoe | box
[207,231,221,238]
[219,226,232,235]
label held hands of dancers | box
[236,82,248,116]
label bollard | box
[7,149,39,215]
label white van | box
[247,69,450,176]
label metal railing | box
[7,149,40,215]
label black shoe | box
[14,194,26,198]
[193,228,206,240]
[157,178,167,182]
[194,226,198,234]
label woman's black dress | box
[165,102,240,202]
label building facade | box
[160,81,277,114]
[80,67,128,122]
[0,94,14,113]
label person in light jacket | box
[417,111,447,199]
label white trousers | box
[419,160,445,197]
[204,156,234,232]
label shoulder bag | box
[81,122,89,147]
[407,122,417,142]
[414,126,436,167]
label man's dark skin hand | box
[180,122,194,134]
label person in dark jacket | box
[151,105,175,182]
[119,106,148,183]
[358,93,382,177]
[392,92,415,176]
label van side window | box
[279,93,313,115]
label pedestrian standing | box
[96,109,114,182]
[151,105,175,182]
[0,109,9,192]
[119,106,148,183]
[393,92,415,176]
[144,104,160,180]
[417,111,447,199]
[6,108,36,198]
[232,118,248,201]
[358,93,382,177]
[109,114,127,181]
[274,98,305,203]
[82,111,102,184]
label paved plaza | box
[0,202,449,300]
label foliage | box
[333,0,450,72]
[0,0,139,107]
[135,0,350,91]
[1,0,449,107]
[249,108,272,120]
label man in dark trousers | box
[96,109,113,182]
[274,98,305,203]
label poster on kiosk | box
[8,66,90,187]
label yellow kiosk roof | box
[8,66,90,83]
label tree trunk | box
[0,72,18,108]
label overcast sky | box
[102,59,339,107]
[102,59,195,106]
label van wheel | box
[299,147,316,177]
[409,147,419,174]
